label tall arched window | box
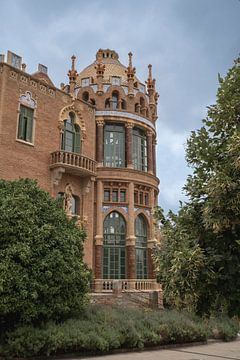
[135,215,148,279]
[103,212,126,279]
[112,91,119,110]
[82,91,89,102]
[133,127,147,171]
[140,97,145,115]
[61,112,80,153]
[104,124,125,167]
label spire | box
[147,64,155,91]
[71,55,76,71]
[148,64,152,80]
[95,62,105,95]
[68,55,78,95]
[126,51,136,98]
[128,52,133,68]
[146,64,158,121]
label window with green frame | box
[17,105,34,143]
[103,211,126,279]
[61,112,80,153]
[135,215,148,279]
[133,128,147,171]
[104,124,125,167]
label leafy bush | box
[2,306,238,358]
[0,179,91,330]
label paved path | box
[73,339,240,360]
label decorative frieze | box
[30,79,37,88]
[39,84,47,94]
[20,75,28,84]
[10,70,18,80]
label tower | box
[76,49,160,291]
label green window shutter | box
[74,131,81,153]
[17,112,25,139]
[25,116,33,142]
[18,105,34,142]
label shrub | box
[3,306,235,358]
[0,179,91,330]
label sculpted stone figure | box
[64,183,73,215]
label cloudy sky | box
[1,0,239,212]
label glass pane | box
[133,128,147,171]
[120,190,126,202]
[104,125,125,167]
[135,215,148,279]
[104,189,110,201]
[103,212,126,279]
[112,190,118,202]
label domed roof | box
[76,49,140,87]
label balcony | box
[93,279,161,292]
[50,151,96,177]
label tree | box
[0,179,91,330]
[155,57,240,316]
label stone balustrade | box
[50,151,96,176]
[93,279,161,292]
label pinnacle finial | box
[148,64,152,80]
[71,55,76,71]
[128,52,133,68]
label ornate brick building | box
[0,49,160,293]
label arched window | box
[135,103,140,113]
[82,91,89,102]
[133,127,147,171]
[104,124,125,167]
[140,97,145,115]
[105,98,110,109]
[103,212,126,279]
[112,91,119,110]
[121,99,127,110]
[135,215,148,279]
[61,112,80,153]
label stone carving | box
[64,183,73,215]
[19,91,37,109]
[51,167,65,186]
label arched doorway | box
[103,211,126,279]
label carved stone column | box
[147,246,155,279]
[148,187,157,279]
[126,181,136,281]
[96,119,104,166]
[147,131,153,174]
[94,180,103,280]
[152,137,156,176]
[126,122,134,169]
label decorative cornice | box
[95,110,155,129]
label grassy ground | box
[0,305,239,358]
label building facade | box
[0,49,160,292]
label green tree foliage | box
[154,58,240,316]
[0,179,91,330]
